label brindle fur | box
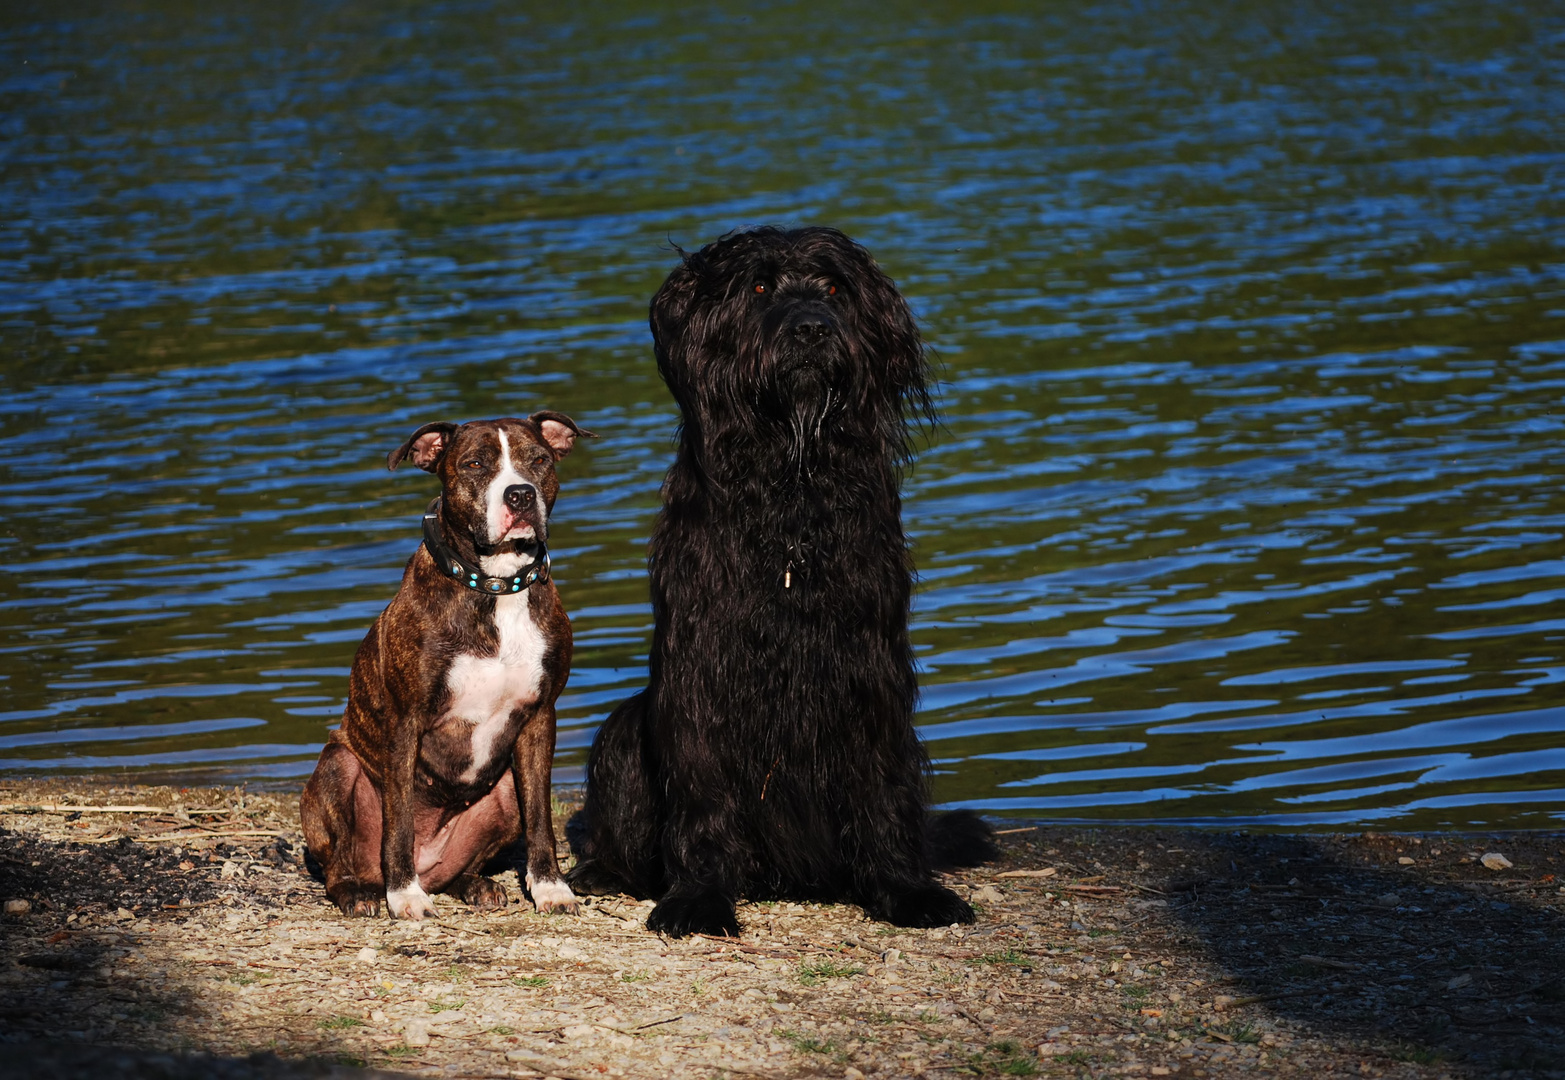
[301,411,592,918]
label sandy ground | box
[3,780,1565,1079]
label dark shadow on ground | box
[0,827,398,1079]
[0,1042,405,1080]
[1144,829,1565,1077]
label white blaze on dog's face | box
[483,427,541,546]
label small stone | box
[3,899,30,916]
[370,1009,386,1023]
[504,1050,534,1062]
[221,860,242,879]
[881,948,901,964]
[562,1023,596,1040]
[1377,892,1401,907]
[970,885,1004,906]
[404,1019,430,1046]
[1213,995,1235,1011]
[116,907,135,921]
[845,1068,866,1080]
[1447,973,1472,990]
[356,946,377,963]
[1037,979,1063,991]
[1481,852,1513,871]
[1398,856,1415,865]
[558,944,583,960]
[977,1007,996,1021]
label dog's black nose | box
[504,484,536,511]
[789,318,831,344]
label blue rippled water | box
[1,1,1563,827]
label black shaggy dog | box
[570,226,995,937]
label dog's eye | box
[827,284,837,296]
[753,283,766,294]
[462,458,483,471]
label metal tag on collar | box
[523,550,551,587]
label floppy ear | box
[530,410,597,458]
[849,247,931,416]
[387,421,458,472]
[650,255,699,350]
[649,249,709,400]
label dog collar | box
[421,498,550,595]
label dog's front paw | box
[386,879,438,921]
[871,884,975,928]
[526,871,580,915]
[647,890,739,938]
[330,881,384,918]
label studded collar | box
[421,497,549,595]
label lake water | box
[2,2,1563,829]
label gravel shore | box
[3,779,1564,1079]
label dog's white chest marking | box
[444,591,545,782]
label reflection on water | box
[1,2,1563,827]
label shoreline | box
[3,777,1564,1079]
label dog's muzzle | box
[779,301,838,348]
[786,313,832,346]
[770,302,843,386]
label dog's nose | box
[504,484,536,511]
[789,318,831,344]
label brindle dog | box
[302,411,593,919]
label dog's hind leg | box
[926,808,998,870]
[301,740,385,918]
[570,691,663,899]
[429,772,523,913]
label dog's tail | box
[926,809,999,871]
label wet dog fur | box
[570,226,995,937]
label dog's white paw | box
[526,871,580,915]
[386,879,437,921]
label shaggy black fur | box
[570,226,995,937]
